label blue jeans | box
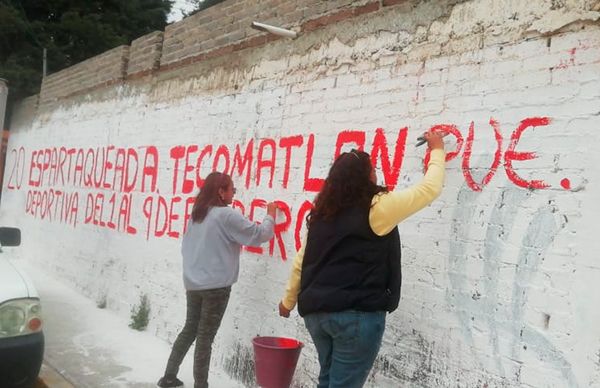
[304,310,386,388]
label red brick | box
[354,1,380,16]
[383,0,408,6]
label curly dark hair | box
[308,149,388,224]
[191,172,232,222]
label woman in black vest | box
[279,131,445,388]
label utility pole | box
[43,48,47,78]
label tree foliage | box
[0,0,173,102]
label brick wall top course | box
[30,0,600,111]
[159,0,370,66]
[35,0,391,107]
[39,45,129,108]
[128,31,164,76]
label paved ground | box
[37,363,75,388]
[23,262,244,388]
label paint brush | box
[415,132,450,147]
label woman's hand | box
[278,301,291,318]
[266,202,278,219]
[425,131,445,150]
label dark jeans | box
[164,287,231,388]
[304,310,386,388]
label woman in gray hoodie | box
[158,171,277,388]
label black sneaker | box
[157,375,184,388]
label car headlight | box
[0,299,42,338]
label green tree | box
[0,0,173,102]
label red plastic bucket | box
[252,336,303,388]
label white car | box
[0,227,44,388]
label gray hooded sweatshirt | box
[181,206,275,290]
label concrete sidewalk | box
[23,262,244,388]
[38,363,75,388]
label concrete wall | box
[2,0,600,386]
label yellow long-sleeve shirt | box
[281,148,446,311]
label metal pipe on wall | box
[0,79,7,130]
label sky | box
[168,0,197,23]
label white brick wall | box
[2,5,600,388]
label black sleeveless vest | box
[297,206,402,316]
